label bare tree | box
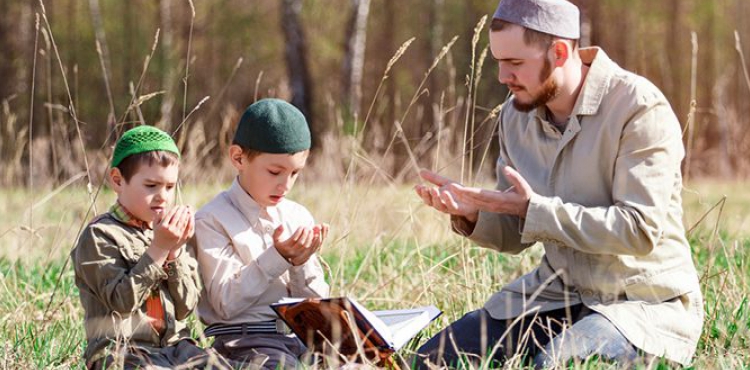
[280,0,316,144]
[159,0,177,129]
[341,0,371,120]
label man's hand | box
[414,170,480,222]
[149,206,194,264]
[451,166,534,218]
[273,224,328,266]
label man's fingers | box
[428,188,448,213]
[419,169,455,187]
[439,190,459,211]
[502,166,529,193]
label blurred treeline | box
[0,0,748,187]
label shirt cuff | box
[450,215,478,237]
[164,258,184,282]
[131,252,168,288]
[521,193,555,244]
[288,261,319,286]
[256,246,292,279]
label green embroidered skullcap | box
[111,125,180,167]
[233,98,311,154]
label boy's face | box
[109,162,179,224]
[230,146,308,208]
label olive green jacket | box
[71,212,201,365]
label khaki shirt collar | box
[227,177,273,228]
[572,47,614,117]
[531,48,614,130]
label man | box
[414,0,703,368]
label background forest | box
[2,1,750,368]
[0,0,749,188]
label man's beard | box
[512,58,560,112]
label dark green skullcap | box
[233,99,311,154]
[111,125,180,167]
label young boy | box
[193,98,330,369]
[72,126,225,369]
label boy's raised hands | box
[148,205,195,264]
[273,223,329,266]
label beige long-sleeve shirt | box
[454,48,703,365]
[193,179,329,325]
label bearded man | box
[414,0,703,368]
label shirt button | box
[265,226,272,233]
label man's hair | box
[490,18,578,50]
[116,151,179,181]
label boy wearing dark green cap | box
[193,99,330,369]
[71,126,227,369]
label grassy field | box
[0,179,748,369]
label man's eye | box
[269,170,281,176]
[146,184,156,188]
[166,185,175,190]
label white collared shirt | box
[192,178,329,325]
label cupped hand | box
[451,166,533,218]
[414,169,480,222]
[273,224,324,266]
[152,205,194,252]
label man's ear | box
[552,40,569,67]
[109,167,124,193]
[229,145,245,170]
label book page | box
[373,306,442,351]
[347,298,395,348]
[272,298,441,352]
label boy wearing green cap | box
[193,98,330,369]
[71,126,226,369]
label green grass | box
[0,181,749,368]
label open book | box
[271,297,441,363]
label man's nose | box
[498,65,513,84]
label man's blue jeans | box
[414,305,639,369]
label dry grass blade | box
[119,28,161,123]
[38,0,94,199]
[173,96,210,139]
[462,15,487,184]
[377,36,458,179]
[127,91,165,112]
[735,30,750,94]
[687,196,727,237]
[358,37,415,142]
[27,13,40,233]
[182,0,197,123]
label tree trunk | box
[341,0,371,121]
[159,0,177,129]
[280,0,317,146]
[666,0,685,123]
[88,0,116,138]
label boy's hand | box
[273,224,326,266]
[310,223,329,251]
[152,205,193,253]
